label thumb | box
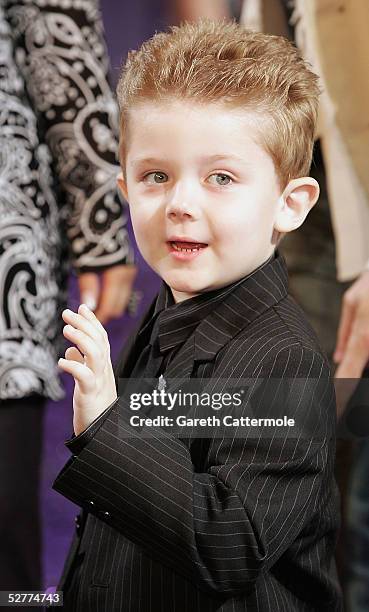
[78,272,100,312]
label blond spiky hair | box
[117,20,320,187]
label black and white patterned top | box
[0,0,134,401]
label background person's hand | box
[333,272,369,417]
[58,304,117,435]
[78,264,137,324]
[334,271,369,379]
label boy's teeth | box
[171,241,205,253]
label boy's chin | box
[163,271,209,294]
[168,282,204,295]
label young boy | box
[54,21,343,611]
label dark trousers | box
[0,395,45,593]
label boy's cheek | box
[131,228,156,260]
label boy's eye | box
[208,173,233,186]
[143,172,168,184]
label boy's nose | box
[165,183,200,221]
[166,201,194,221]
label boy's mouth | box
[169,241,208,253]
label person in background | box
[0,0,135,597]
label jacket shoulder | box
[215,295,331,379]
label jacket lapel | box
[193,251,289,362]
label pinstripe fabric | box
[53,252,343,611]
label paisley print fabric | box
[0,0,133,400]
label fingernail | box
[82,294,97,311]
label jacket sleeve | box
[6,0,134,272]
[52,345,338,596]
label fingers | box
[63,306,106,343]
[58,357,95,393]
[65,346,84,364]
[77,303,110,341]
[332,293,369,414]
[334,274,369,379]
[77,266,137,324]
[335,322,369,379]
[62,305,110,373]
[94,265,136,323]
[78,273,100,311]
[94,280,119,324]
[333,293,356,363]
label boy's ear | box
[117,172,128,202]
[274,177,319,234]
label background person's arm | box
[173,0,231,23]
[7,0,136,322]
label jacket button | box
[74,514,81,533]
[98,510,111,520]
[86,499,95,510]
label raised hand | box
[58,304,117,436]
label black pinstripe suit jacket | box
[53,253,343,611]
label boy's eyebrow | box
[130,157,168,168]
[130,154,248,167]
[200,154,247,165]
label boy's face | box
[120,100,309,302]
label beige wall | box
[314,0,369,202]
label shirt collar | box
[150,251,279,354]
[193,249,289,361]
